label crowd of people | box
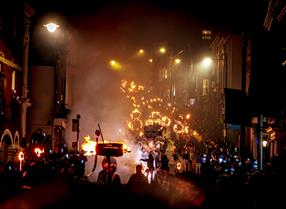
[2,134,286,209]
[0,145,88,203]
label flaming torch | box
[34,147,44,157]
[18,151,24,171]
[81,135,97,156]
[123,144,131,154]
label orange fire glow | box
[82,135,97,156]
[34,147,44,157]
[18,151,24,161]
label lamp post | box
[44,22,68,118]
[21,3,34,143]
[43,21,70,153]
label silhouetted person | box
[196,153,202,175]
[141,153,155,183]
[97,157,121,186]
[160,152,169,171]
[127,164,148,188]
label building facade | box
[0,1,34,163]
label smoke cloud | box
[64,27,144,184]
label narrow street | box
[1,1,286,209]
[0,174,205,209]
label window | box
[12,70,15,90]
[202,30,212,40]
[211,80,217,92]
[202,79,209,96]
[164,69,168,79]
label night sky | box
[28,0,269,69]
[28,0,268,49]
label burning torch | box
[18,151,24,171]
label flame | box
[128,121,132,129]
[34,147,44,157]
[81,135,97,156]
[18,151,24,172]
[177,162,182,170]
[18,151,24,161]
[186,113,191,120]
[123,144,131,154]
[145,119,154,126]
[120,79,201,140]
[131,108,141,119]
[162,116,171,127]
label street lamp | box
[42,20,71,152]
[174,58,181,64]
[109,59,122,71]
[44,22,59,33]
[138,49,144,54]
[43,21,67,117]
[201,57,212,68]
[159,47,166,54]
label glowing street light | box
[44,22,59,33]
[109,59,122,71]
[262,140,268,148]
[138,49,144,54]
[110,60,116,66]
[159,47,166,54]
[201,57,213,68]
[174,58,181,64]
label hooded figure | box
[97,156,121,185]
